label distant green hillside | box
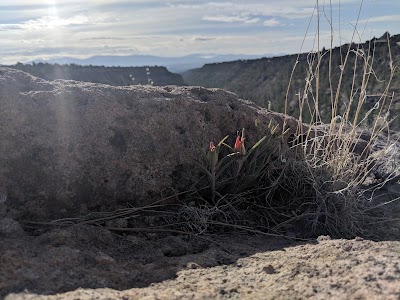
[183,33,400,130]
[7,63,185,86]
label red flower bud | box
[209,142,216,152]
[234,129,246,155]
[208,141,218,169]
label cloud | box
[29,15,89,28]
[191,36,217,41]
[358,14,400,23]
[202,14,260,24]
[0,24,21,31]
[170,1,318,20]
[0,15,89,31]
[82,36,128,41]
[263,18,281,27]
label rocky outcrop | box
[0,67,299,220]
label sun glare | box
[47,0,58,16]
[46,0,60,28]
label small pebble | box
[187,262,202,269]
[263,264,276,274]
[317,235,332,242]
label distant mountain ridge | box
[183,33,400,130]
[8,63,185,86]
[29,54,269,73]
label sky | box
[0,0,399,64]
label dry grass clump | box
[173,128,396,239]
[173,1,400,239]
[284,1,399,238]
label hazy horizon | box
[0,0,399,65]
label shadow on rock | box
[0,223,310,297]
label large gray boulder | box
[0,67,299,220]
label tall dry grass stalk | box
[283,0,399,237]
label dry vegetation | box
[23,2,399,242]
[170,1,399,239]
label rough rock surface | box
[2,227,400,300]
[0,67,298,220]
[1,67,400,300]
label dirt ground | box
[1,220,400,300]
[1,133,399,300]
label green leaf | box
[249,136,267,153]
[217,135,230,147]
[281,127,290,137]
[193,161,213,179]
[215,152,237,169]
[222,142,235,151]
[215,158,239,180]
